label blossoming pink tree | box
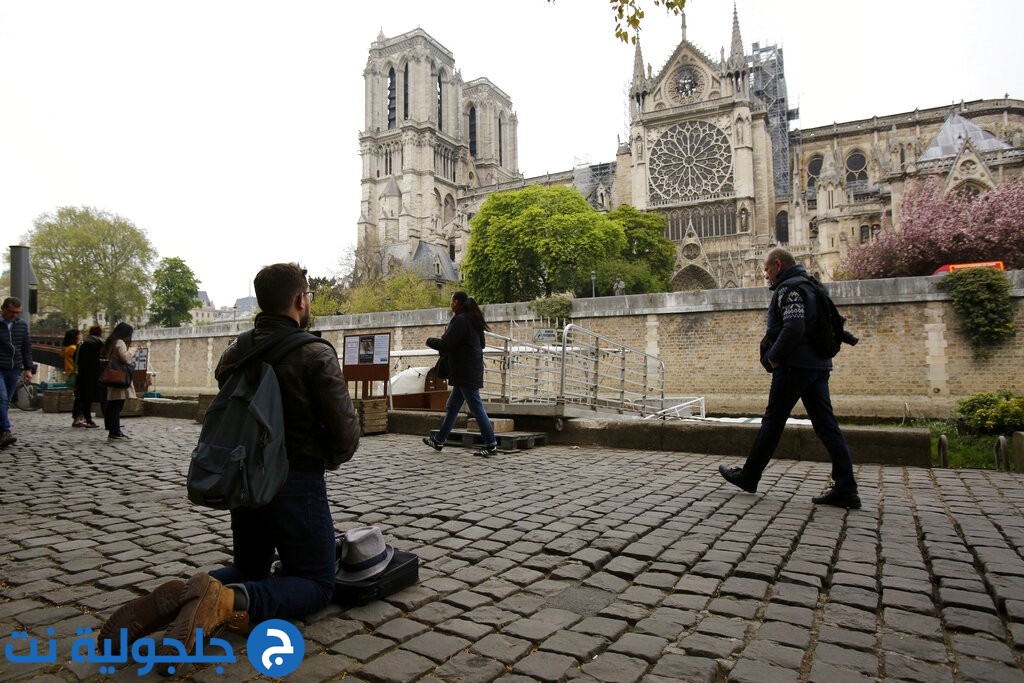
[844,177,1024,279]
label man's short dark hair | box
[254,263,307,314]
[2,297,22,310]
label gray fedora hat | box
[335,526,395,584]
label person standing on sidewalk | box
[717,247,861,509]
[73,325,103,429]
[0,297,34,448]
[98,263,361,674]
[422,291,498,457]
[101,322,136,441]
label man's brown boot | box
[96,579,187,655]
[156,573,248,676]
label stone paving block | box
[950,632,1018,665]
[821,603,877,633]
[706,596,758,620]
[754,620,811,650]
[471,633,532,664]
[939,586,999,612]
[330,633,394,661]
[303,618,365,645]
[676,632,742,659]
[403,630,471,662]
[881,588,938,614]
[807,659,879,683]
[955,658,1024,683]
[729,657,801,683]
[883,652,954,683]
[648,653,719,682]
[433,652,506,683]
[539,629,605,660]
[813,642,879,676]
[375,617,428,643]
[511,650,577,681]
[882,607,945,639]
[571,615,629,640]
[942,606,1005,637]
[359,649,435,683]
[579,651,648,683]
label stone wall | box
[135,272,1024,420]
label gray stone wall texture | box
[135,272,1024,420]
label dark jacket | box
[426,311,484,388]
[1,317,33,372]
[74,334,104,402]
[761,264,832,372]
[215,313,360,474]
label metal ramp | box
[478,323,704,428]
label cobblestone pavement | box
[2,410,1024,682]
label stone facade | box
[356,10,1024,290]
[134,271,1024,420]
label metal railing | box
[479,323,704,420]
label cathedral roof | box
[919,110,1010,161]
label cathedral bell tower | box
[357,29,519,279]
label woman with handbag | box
[101,322,136,441]
[421,291,498,457]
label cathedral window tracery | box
[648,121,733,205]
[805,154,822,208]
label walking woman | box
[422,291,498,457]
[101,322,136,441]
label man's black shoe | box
[812,486,861,510]
[718,465,757,493]
[422,436,443,452]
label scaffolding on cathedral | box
[749,42,793,198]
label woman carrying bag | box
[101,322,136,441]
[421,291,498,457]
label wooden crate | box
[41,390,75,413]
[355,398,388,435]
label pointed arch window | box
[498,118,503,166]
[805,154,822,208]
[387,68,397,129]
[775,211,789,244]
[468,107,477,157]
[436,72,444,132]
[403,63,410,120]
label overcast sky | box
[2,0,1021,307]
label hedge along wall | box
[135,272,1024,420]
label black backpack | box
[795,276,858,358]
[186,328,331,510]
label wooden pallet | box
[434,429,548,451]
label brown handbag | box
[99,358,134,388]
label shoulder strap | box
[231,328,329,374]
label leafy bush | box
[956,390,1024,435]
[939,268,1016,359]
[531,293,573,326]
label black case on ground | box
[332,549,420,606]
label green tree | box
[605,204,675,293]
[27,206,156,325]
[308,275,346,317]
[149,257,201,327]
[463,186,626,303]
[344,267,456,314]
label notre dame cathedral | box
[357,8,1024,290]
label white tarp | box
[389,366,433,395]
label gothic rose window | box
[648,121,733,204]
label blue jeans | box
[743,368,857,493]
[209,470,335,622]
[435,385,496,447]
[0,368,20,433]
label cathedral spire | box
[681,9,687,43]
[727,3,745,72]
[630,39,650,109]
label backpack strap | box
[231,328,330,375]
